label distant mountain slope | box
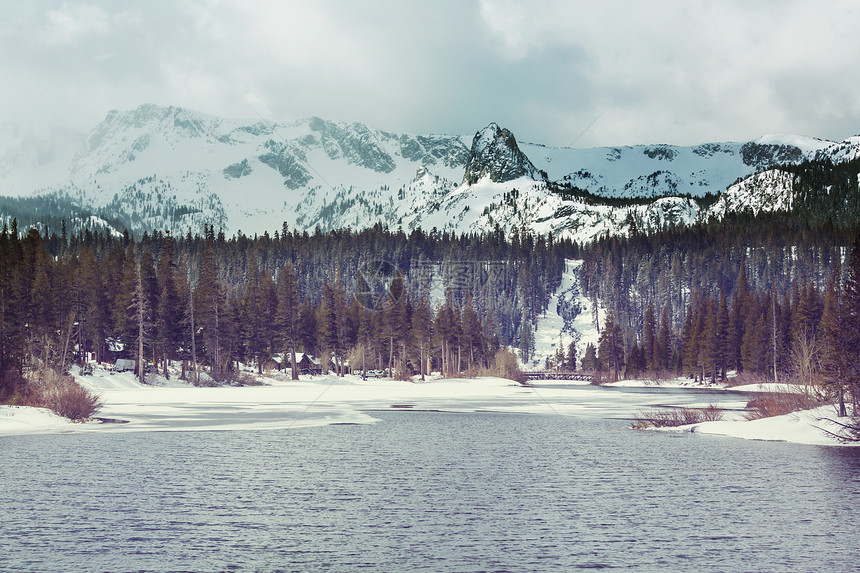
[54,104,470,236]
[522,134,834,199]
[1,104,857,241]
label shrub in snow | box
[480,348,526,385]
[42,381,104,422]
[214,369,261,386]
[24,368,103,421]
[744,391,821,420]
[633,405,723,428]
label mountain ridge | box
[1,104,858,242]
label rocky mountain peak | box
[463,123,542,185]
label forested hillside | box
[581,214,857,389]
[2,154,860,419]
[0,220,575,398]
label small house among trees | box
[297,353,323,375]
[262,354,284,372]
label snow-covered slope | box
[2,104,858,241]
[529,259,605,370]
[706,169,796,219]
[522,134,834,199]
[52,105,469,236]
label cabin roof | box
[297,353,321,365]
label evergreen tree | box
[679,304,697,378]
[321,278,348,376]
[30,246,57,368]
[729,264,751,372]
[699,296,719,383]
[138,251,158,372]
[411,293,433,381]
[298,301,318,357]
[627,342,646,377]
[461,295,482,372]
[643,300,656,371]
[242,258,264,373]
[434,288,458,376]
[565,340,577,371]
[277,262,300,380]
[843,235,860,410]
[819,262,848,415]
[129,260,152,384]
[715,288,729,379]
[155,239,182,376]
[518,311,534,366]
[388,272,411,378]
[195,242,224,378]
[655,305,671,372]
[598,313,624,381]
[113,244,138,357]
[0,223,25,396]
[581,342,597,372]
[259,270,279,367]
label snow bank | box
[686,405,857,446]
[0,405,74,435]
[728,382,811,394]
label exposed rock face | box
[463,123,542,185]
[223,158,252,179]
[257,139,312,189]
[399,134,470,169]
[740,141,804,168]
[308,117,397,173]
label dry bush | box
[479,348,527,385]
[724,371,770,388]
[23,368,103,421]
[744,391,821,420]
[629,369,678,386]
[642,370,676,386]
[214,369,261,386]
[42,381,104,421]
[633,404,723,428]
[699,404,725,422]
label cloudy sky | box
[3,0,860,147]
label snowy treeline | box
[0,221,575,396]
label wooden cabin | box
[297,353,323,376]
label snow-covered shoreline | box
[605,376,858,445]
[679,406,853,446]
[0,366,855,446]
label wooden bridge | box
[522,370,594,382]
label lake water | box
[2,410,859,572]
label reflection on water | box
[2,412,859,571]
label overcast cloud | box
[2,0,859,147]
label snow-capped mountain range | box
[1,104,858,242]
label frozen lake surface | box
[3,410,859,571]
